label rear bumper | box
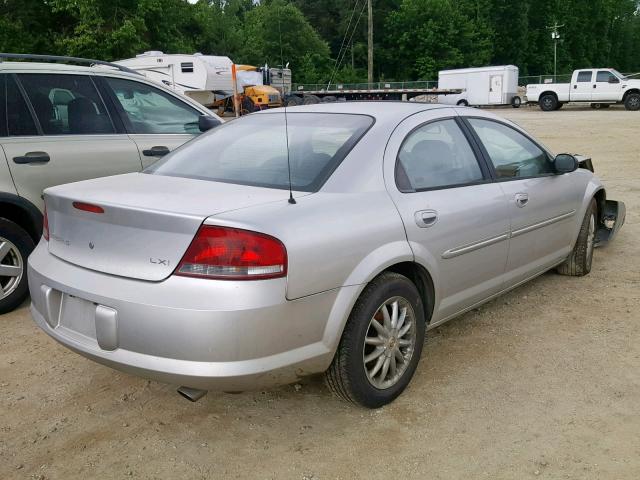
[27,242,343,390]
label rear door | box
[592,70,621,102]
[464,115,584,287]
[571,70,594,101]
[384,108,511,323]
[489,75,503,104]
[1,73,141,211]
[101,77,204,168]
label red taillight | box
[43,205,49,241]
[73,201,104,214]
[175,226,287,280]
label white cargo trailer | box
[438,65,521,107]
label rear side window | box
[6,75,37,136]
[396,119,484,192]
[18,74,114,135]
[146,112,373,192]
[105,77,202,134]
[468,118,553,178]
[576,71,592,82]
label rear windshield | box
[146,112,373,192]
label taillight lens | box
[175,226,287,280]
[43,205,49,241]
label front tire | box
[539,94,558,111]
[624,93,640,111]
[325,272,426,408]
[556,199,596,277]
[0,218,35,314]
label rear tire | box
[624,93,640,111]
[539,94,558,111]
[302,94,321,105]
[325,272,426,408]
[285,95,302,107]
[456,99,469,107]
[321,95,338,103]
[0,218,35,314]
[511,96,522,108]
[556,199,597,277]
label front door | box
[384,109,511,324]
[102,77,203,169]
[489,75,503,104]
[465,116,585,287]
[2,73,141,211]
[592,70,621,102]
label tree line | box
[2,0,639,84]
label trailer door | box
[489,75,503,104]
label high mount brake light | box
[43,205,49,241]
[175,226,287,280]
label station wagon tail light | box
[175,226,287,280]
[43,205,49,241]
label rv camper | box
[116,52,291,114]
[438,65,521,107]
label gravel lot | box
[1,105,638,480]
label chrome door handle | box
[515,193,529,207]
[415,209,438,228]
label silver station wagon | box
[28,102,625,408]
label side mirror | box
[554,153,579,174]
[198,114,221,132]
[608,76,619,84]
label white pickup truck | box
[526,68,640,111]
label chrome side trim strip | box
[510,210,576,239]
[442,232,510,259]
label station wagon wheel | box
[325,272,426,408]
[363,296,416,389]
[0,218,35,314]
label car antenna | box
[278,7,296,205]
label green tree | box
[239,0,332,83]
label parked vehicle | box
[28,102,625,408]
[0,53,222,313]
[526,68,640,111]
[116,51,292,114]
[438,65,521,107]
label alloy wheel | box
[363,296,417,390]
[0,237,23,301]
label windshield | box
[146,112,373,192]
[611,69,626,80]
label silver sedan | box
[28,103,625,408]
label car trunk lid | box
[44,173,297,281]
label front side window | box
[146,112,373,192]
[576,71,593,83]
[18,74,114,135]
[6,75,37,136]
[596,70,618,83]
[106,77,201,134]
[396,119,484,192]
[468,118,553,179]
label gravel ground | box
[1,105,638,480]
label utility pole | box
[547,22,565,80]
[367,0,373,85]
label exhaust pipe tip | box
[177,386,208,402]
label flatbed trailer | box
[285,86,463,105]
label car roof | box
[261,101,450,117]
[0,61,140,79]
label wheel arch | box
[539,91,559,101]
[623,88,640,100]
[0,193,43,242]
